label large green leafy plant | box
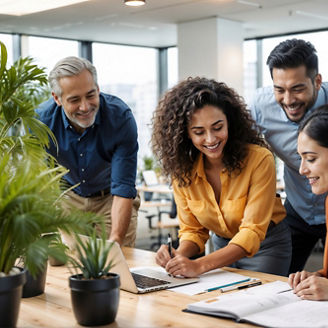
[0,41,97,277]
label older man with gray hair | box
[36,56,140,247]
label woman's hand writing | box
[165,254,202,278]
[155,244,176,268]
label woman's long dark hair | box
[299,105,328,148]
[152,77,265,187]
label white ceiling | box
[1,0,328,47]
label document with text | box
[185,281,328,328]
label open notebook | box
[185,281,328,328]
[63,234,199,294]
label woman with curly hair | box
[152,77,291,277]
[289,106,328,300]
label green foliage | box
[0,41,55,156]
[0,152,99,276]
[143,155,154,171]
[68,228,115,280]
[142,155,161,176]
[0,41,99,277]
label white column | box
[178,17,244,95]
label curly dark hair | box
[151,77,266,187]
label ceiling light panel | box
[124,0,146,6]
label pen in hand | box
[167,233,172,258]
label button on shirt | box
[36,93,138,198]
[250,84,328,225]
[173,145,286,256]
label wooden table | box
[18,247,287,327]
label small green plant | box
[142,155,162,177]
[143,155,154,171]
[68,228,115,280]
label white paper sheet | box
[169,268,251,295]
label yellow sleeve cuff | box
[178,231,208,254]
[229,228,261,257]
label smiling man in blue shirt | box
[36,56,139,247]
[250,39,328,274]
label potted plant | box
[0,41,97,326]
[0,40,49,327]
[68,229,120,326]
[21,233,66,298]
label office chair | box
[145,198,179,251]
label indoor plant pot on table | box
[68,230,120,326]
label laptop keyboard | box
[132,272,171,288]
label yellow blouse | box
[173,144,286,256]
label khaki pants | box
[61,191,140,247]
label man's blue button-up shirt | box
[36,93,138,198]
[249,83,328,225]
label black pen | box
[220,281,262,293]
[277,288,293,294]
[167,233,172,258]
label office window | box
[243,40,258,104]
[167,47,178,89]
[0,33,13,67]
[92,43,158,164]
[22,36,78,74]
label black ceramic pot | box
[22,262,47,298]
[0,267,26,327]
[69,273,120,326]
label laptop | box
[142,170,159,186]
[63,234,199,294]
[142,170,171,190]
[108,241,199,294]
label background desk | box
[137,184,173,195]
[18,248,287,328]
[138,185,178,250]
[137,184,173,203]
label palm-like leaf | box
[0,41,101,277]
[0,154,100,276]
[68,228,115,280]
[0,41,56,154]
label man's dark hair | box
[266,39,318,79]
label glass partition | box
[22,36,78,74]
[167,47,178,89]
[92,43,158,165]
